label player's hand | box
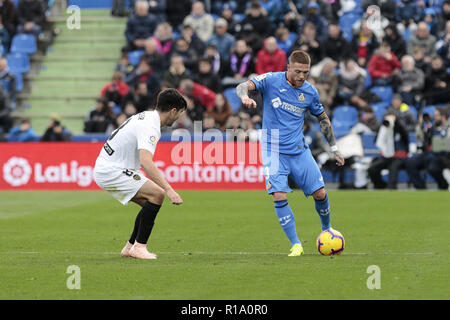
[334,151,345,166]
[166,188,183,205]
[241,95,257,108]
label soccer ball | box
[316,229,345,255]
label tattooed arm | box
[317,112,345,166]
[236,81,257,108]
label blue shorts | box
[262,148,324,197]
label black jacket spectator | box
[321,24,349,62]
[41,115,72,142]
[238,3,272,39]
[122,82,153,113]
[193,58,222,93]
[17,0,45,28]
[166,0,191,29]
[125,12,158,51]
[0,0,17,37]
[0,86,12,133]
[84,98,114,133]
[383,24,407,60]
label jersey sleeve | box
[136,122,160,155]
[309,87,325,117]
[249,72,272,93]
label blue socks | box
[314,194,331,231]
[274,200,301,246]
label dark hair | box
[156,88,187,112]
[289,50,311,65]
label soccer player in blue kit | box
[236,50,345,256]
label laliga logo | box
[2,157,93,187]
[3,157,32,187]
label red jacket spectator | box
[179,79,216,110]
[255,37,287,74]
[367,43,401,80]
[100,72,130,105]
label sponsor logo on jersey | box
[133,174,141,181]
[271,97,282,108]
[149,136,156,144]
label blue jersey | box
[250,72,325,155]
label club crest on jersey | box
[149,136,156,144]
[298,93,305,102]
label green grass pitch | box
[0,190,448,300]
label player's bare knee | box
[148,188,165,205]
[272,192,287,202]
[312,188,326,201]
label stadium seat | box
[233,13,245,22]
[13,72,23,92]
[364,70,372,88]
[408,106,417,120]
[332,105,358,125]
[331,121,352,138]
[11,34,37,55]
[6,52,30,74]
[339,12,361,42]
[331,106,358,138]
[372,103,389,122]
[422,105,436,116]
[127,50,144,67]
[0,72,22,93]
[223,87,241,113]
[370,86,393,104]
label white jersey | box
[96,110,161,170]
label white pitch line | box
[0,251,435,256]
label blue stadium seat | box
[370,86,393,104]
[339,12,361,42]
[127,50,144,66]
[233,13,245,22]
[372,103,389,122]
[332,105,358,125]
[409,106,418,120]
[7,52,30,74]
[0,72,23,93]
[422,105,435,116]
[11,34,37,55]
[223,87,241,113]
[331,106,358,138]
[13,72,23,92]
[364,70,372,88]
[332,121,352,138]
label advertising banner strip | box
[0,142,266,190]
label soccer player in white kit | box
[94,89,187,260]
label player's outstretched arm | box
[236,81,257,108]
[140,149,183,205]
[317,112,345,166]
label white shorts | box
[94,159,148,205]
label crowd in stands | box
[0,0,65,141]
[1,0,449,190]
